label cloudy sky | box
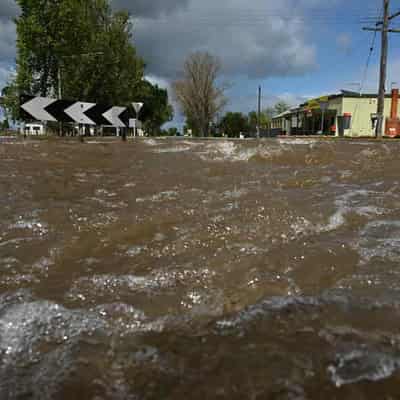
[1,0,400,124]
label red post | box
[391,89,399,119]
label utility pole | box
[377,0,390,138]
[257,85,261,139]
[363,1,400,138]
[58,64,63,136]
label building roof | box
[273,110,292,119]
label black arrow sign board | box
[20,95,137,128]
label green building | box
[271,91,398,137]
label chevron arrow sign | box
[20,95,133,127]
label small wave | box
[0,301,106,364]
[199,141,283,162]
[216,296,320,330]
[328,350,400,387]
[9,217,48,236]
[316,188,387,233]
[143,139,158,146]
[153,146,192,153]
[136,190,179,203]
[67,268,216,302]
[354,220,400,264]
[0,299,169,399]
[278,138,318,146]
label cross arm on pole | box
[389,10,400,20]
[376,10,400,26]
[363,27,382,31]
[363,27,400,32]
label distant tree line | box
[178,101,290,138]
[217,102,291,138]
[1,0,173,135]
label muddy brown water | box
[2,137,400,399]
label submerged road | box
[1,138,400,399]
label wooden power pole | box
[377,0,390,138]
[257,85,261,139]
[363,0,400,138]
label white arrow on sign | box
[132,102,143,114]
[65,102,96,125]
[21,97,58,122]
[102,106,126,127]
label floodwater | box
[1,137,400,399]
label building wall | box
[271,95,397,137]
[327,98,343,118]
[343,97,394,137]
[24,123,45,135]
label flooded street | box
[2,137,400,399]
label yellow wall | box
[327,97,343,116]
[272,96,396,137]
[343,97,394,137]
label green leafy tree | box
[6,0,156,123]
[2,119,10,130]
[264,107,275,120]
[2,0,174,133]
[219,112,249,138]
[274,101,291,115]
[1,82,20,123]
[15,0,144,103]
[137,81,173,136]
[248,110,269,132]
[167,127,179,136]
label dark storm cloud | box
[111,0,189,18]
[132,0,317,80]
[0,0,19,18]
[0,18,16,61]
[0,0,18,66]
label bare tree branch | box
[173,52,227,137]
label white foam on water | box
[153,146,192,153]
[328,350,400,387]
[9,217,48,236]
[216,296,320,330]
[126,245,147,257]
[198,141,284,162]
[0,299,170,399]
[354,220,400,264]
[136,190,179,203]
[318,208,347,233]
[180,288,224,317]
[278,138,318,146]
[290,217,315,237]
[143,139,158,146]
[199,141,236,161]
[316,188,387,233]
[67,268,216,302]
[0,301,106,364]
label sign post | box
[319,101,329,134]
[132,102,143,137]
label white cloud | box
[336,33,352,54]
[145,75,171,91]
[0,63,14,89]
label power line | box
[362,2,400,138]
[350,9,381,135]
